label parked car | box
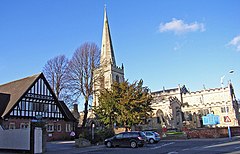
[104,131,146,148]
[143,131,161,144]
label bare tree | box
[67,42,100,127]
[43,55,69,99]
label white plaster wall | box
[0,128,30,150]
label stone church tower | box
[93,7,124,107]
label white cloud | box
[159,18,205,34]
[229,35,240,51]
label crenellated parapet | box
[183,87,228,96]
[112,65,124,74]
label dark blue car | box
[104,131,146,148]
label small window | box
[116,75,120,83]
[221,107,229,113]
[57,124,61,132]
[20,101,26,110]
[20,123,29,129]
[66,123,71,132]
[47,124,54,132]
[9,123,15,129]
[188,114,193,121]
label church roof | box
[100,6,116,66]
[151,87,179,95]
[151,85,189,95]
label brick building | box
[0,73,77,141]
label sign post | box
[224,115,232,140]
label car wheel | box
[130,141,137,148]
[106,141,112,148]
[149,138,155,144]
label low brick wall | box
[184,127,240,138]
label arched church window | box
[181,111,185,121]
[116,75,119,83]
[156,109,165,124]
[188,113,193,121]
[193,112,197,123]
[100,76,105,89]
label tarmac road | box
[1,137,240,154]
[45,137,240,154]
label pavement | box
[45,141,104,154]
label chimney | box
[73,104,78,112]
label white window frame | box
[57,124,61,132]
[9,122,15,129]
[47,124,54,132]
[66,123,71,132]
[20,123,29,129]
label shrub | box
[91,127,115,144]
[78,127,115,145]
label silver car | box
[144,131,161,144]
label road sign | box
[224,116,231,122]
[202,114,220,125]
[70,131,75,137]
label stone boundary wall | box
[184,127,240,138]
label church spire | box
[100,6,116,66]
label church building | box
[149,83,239,130]
[92,7,124,107]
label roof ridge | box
[0,72,42,87]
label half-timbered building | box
[0,73,77,141]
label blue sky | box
[1,0,240,104]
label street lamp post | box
[222,95,232,140]
[221,70,234,140]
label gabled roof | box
[59,101,77,122]
[0,73,40,118]
[0,73,76,122]
[0,93,10,118]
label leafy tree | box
[94,80,153,130]
[94,88,119,129]
[66,42,100,127]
